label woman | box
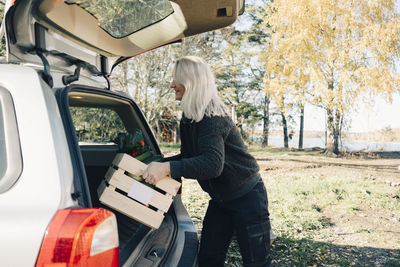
[142,56,271,266]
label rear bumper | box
[164,194,199,267]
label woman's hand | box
[142,162,171,185]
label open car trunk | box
[57,86,179,266]
[5,0,243,79]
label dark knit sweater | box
[168,114,260,202]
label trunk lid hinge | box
[101,55,111,90]
[35,23,53,88]
[62,63,82,85]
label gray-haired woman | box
[142,56,271,266]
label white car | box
[0,0,242,266]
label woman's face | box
[171,80,186,100]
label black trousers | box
[198,179,271,267]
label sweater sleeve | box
[163,153,182,162]
[169,116,233,180]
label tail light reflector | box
[35,208,119,267]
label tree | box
[213,26,249,137]
[264,45,299,149]
[110,33,219,142]
[264,77,294,148]
[213,3,271,141]
[294,74,309,149]
[248,68,271,146]
[110,46,179,142]
[0,1,6,57]
[263,0,400,154]
[245,2,272,146]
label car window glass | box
[70,106,127,144]
[0,104,6,178]
[65,0,174,38]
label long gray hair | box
[172,56,229,122]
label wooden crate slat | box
[105,167,172,213]
[113,153,146,177]
[113,153,181,196]
[104,167,118,182]
[154,178,181,196]
[97,179,107,198]
[99,153,182,230]
[98,182,164,229]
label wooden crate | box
[98,153,181,229]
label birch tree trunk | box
[262,95,270,147]
[282,112,289,148]
[326,107,341,154]
[298,104,304,149]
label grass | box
[162,145,400,266]
[159,143,181,153]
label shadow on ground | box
[270,237,400,266]
[225,236,400,266]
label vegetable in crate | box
[115,129,148,156]
[124,151,153,182]
[134,151,153,162]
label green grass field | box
[160,144,400,266]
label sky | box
[350,93,400,132]
[304,93,400,133]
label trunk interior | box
[79,146,177,266]
[66,89,176,265]
[80,146,151,263]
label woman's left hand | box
[142,162,170,185]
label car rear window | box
[70,106,127,144]
[68,91,158,160]
[65,0,174,38]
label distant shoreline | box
[249,135,400,152]
[262,128,400,143]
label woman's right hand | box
[142,162,171,185]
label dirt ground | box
[255,149,400,266]
[179,147,400,266]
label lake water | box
[264,137,400,152]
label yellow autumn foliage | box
[262,0,400,153]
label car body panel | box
[0,65,76,266]
[36,0,240,57]
[0,0,242,265]
[0,25,198,267]
[0,86,22,193]
[166,195,200,266]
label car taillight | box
[35,208,119,267]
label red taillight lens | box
[35,208,119,267]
